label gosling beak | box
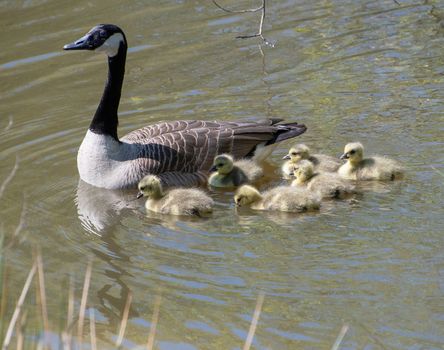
[282,154,291,160]
[340,153,348,160]
[209,165,217,172]
[63,33,93,51]
[136,191,143,199]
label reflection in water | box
[75,180,138,235]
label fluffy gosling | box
[137,175,214,216]
[209,154,263,188]
[291,160,356,199]
[338,142,404,181]
[282,144,342,178]
[234,185,320,213]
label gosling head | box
[63,24,127,58]
[340,142,364,164]
[210,154,234,175]
[292,160,314,184]
[137,175,163,199]
[234,185,262,207]
[282,144,310,162]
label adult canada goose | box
[137,175,213,216]
[63,24,307,189]
[208,154,263,187]
[282,144,342,178]
[338,142,404,181]
[291,160,356,199]
[234,185,320,213]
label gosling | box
[137,175,214,216]
[234,185,320,213]
[338,142,404,181]
[208,154,263,188]
[291,160,356,199]
[282,144,342,178]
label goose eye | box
[350,150,356,155]
[140,186,146,191]
[291,152,297,156]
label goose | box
[234,185,320,213]
[208,154,263,187]
[338,142,404,181]
[291,160,356,199]
[63,24,306,189]
[137,175,213,216]
[282,144,342,178]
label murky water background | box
[1,0,444,348]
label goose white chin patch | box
[96,33,124,57]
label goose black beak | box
[209,165,217,172]
[282,154,291,160]
[136,191,143,199]
[63,34,93,51]
[340,153,348,160]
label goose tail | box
[251,121,307,162]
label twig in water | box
[0,157,19,199]
[213,0,274,46]
[243,292,265,350]
[89,309,97,350]
[2,262,36,349]
[77,260,93,348]
[115,290,133,348]
[146,294,162,350]
[331,324,349,350]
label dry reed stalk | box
[16,309,28,350]
[0,157,19,199]
[2,262,36,349]
[115,291,133,348]
[243,292,265,350]
[0,263,8,340]
[77,260,92,348]
[89,309,97,350]
[146,294,162,350]
[7,198,26,248]
[331,324,349,350]
[62,275,75,350]
[36,251,49,337]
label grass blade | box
[243,292,265,350]
[331,324,349,350]
[146,294,161,350]
[115,291,132,348]
[77,260,92,348]
[2,262,36,349]
[89,308,97,350]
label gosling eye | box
[291,152,297,156]
[350,150,356,155]
[140,186,146,191]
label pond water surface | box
[1,0,444,349]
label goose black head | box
[63,24,127,57]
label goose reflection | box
[75,179,139,235]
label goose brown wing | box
[122,119,306,173]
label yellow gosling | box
[209,154,263,188]
[282,144,342,178]
[338,142,404,181]
[234,185,320,213]
[291,160,356,199]
[137,175,213,216]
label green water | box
[1,0,444,348]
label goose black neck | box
[89,42,127,141]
